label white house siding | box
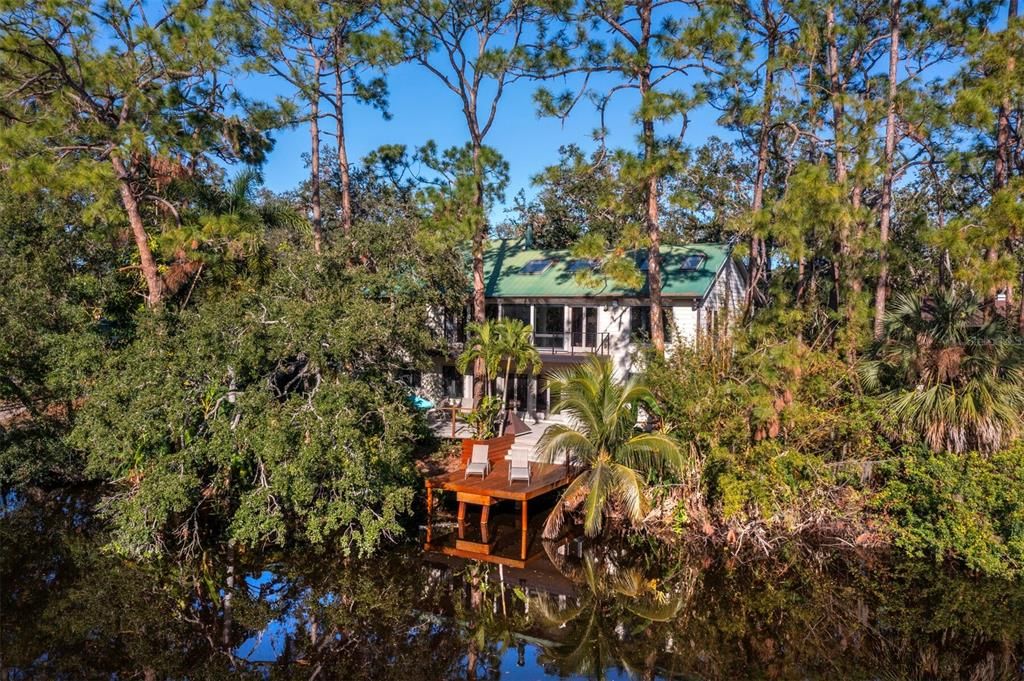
[598,303,633,379]
[417,256,745,413]
[696,258,744,338]
[669,304,699,347]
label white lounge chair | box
[465,444,491,478]
[508,448,531,484]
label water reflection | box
[2,495,1023,680]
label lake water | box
[3,493,1024,680]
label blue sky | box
[249,1,1012,218]
[251,60,727,219]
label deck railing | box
[532,331,610,356]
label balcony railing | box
[533,332,610,356]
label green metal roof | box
[482,239,732,299]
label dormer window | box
[520,258,552,275]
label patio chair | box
[465,444,491,479]
[508,448,531,484]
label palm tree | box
[530,549,693,679]
[860,289,1024,453]
[456,320,503,400]
[456,320,507,437]
[538,356,683,538]
[494,318,541,434]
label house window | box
[442,365,463,400]
[485,304,499,320]
[536,374,550,412]
[630,306,649,338]
[680,254,705,271]
[566,259,597,273]
[630,306,672,342]
[398,369,421,389]
[534,305,565,349]
[502,304,531,325]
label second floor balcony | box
[437,302,625,358]
[532,331,611,356]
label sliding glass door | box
[571,307,598,347]
[534,305,565,349]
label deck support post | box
[425,484,436,545]
[424,463,571,563]
[520,499,529,560]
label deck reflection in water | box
[425,499,567,569]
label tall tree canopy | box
[0,0,276,305]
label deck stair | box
[506,414,568,464]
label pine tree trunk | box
[826,4,849,313]
[471,141,487,404]
[872,0,901,339]
[746,20,776,318]
[1001,0,1020,329]
[639,2,665,354]
[994,0,1016,193]
[333,37,353,238]
[309,54,324,255]
[111,154,164,307]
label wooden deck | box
[425,460,574,561]
[425,460,572,501]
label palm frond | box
[609,462,648,526]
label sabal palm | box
[860,289,1024,453]
[539,356,683,538]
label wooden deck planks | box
[425,460,572,502]
[425,459,574,562]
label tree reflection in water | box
[2,494,1023,680]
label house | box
[415,238,744,419]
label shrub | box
[876,445,1024,578]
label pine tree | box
[387,0,537,400]
[0,1,274,306]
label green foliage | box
[0,181,130,489]
[456,319,504,398]
[494,317,541,427]
[502,144,645,249]
[861,289,1024,453]
[929,179,1024,296]
[539,357,683,538]
[709,443,832,523]
[0,0,280,305]
[456,317,540,435]
[68,236,460,559]
[465,395,502,440]
[646,335,887,524]
[877,446,1024,578]
[649,335,887,463]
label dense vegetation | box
[1,0,1022,577]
